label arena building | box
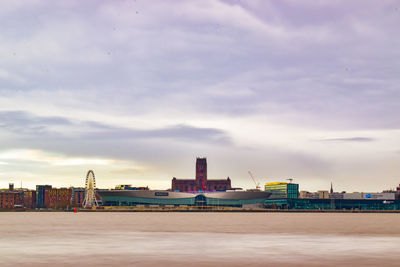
[97,190,271,208]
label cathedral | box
[171,158,231,192]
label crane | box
[248,171,260,190]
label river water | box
[0,212,400,266]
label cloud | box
[111,168,144,175]
[0,0,399,131]
[318,137,375,142]
[82,121,231,144]
[0,110,230,142]
[0,110,72,135]
[0,1,399,190]
[0,149,114,166]
[0,110,232,161]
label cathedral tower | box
[195,157,207,191]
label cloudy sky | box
[0,0,399,192]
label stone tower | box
[195,157,207,191]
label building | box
[342,192,396,200]
[115,185,149,190]
[17,190,36,209]
[0,191,18,209]
[299,191,314,199]
[265,182,299,199]
[266,186,400,210]
[329,192,344,199]
[36,185,52,208]
[44,188,72,209]
[71,188,85,207]
[98,190,271,208]
[0,183,16,209]
[172,158,231,192]
[0,183,36,210]
[265,198,400,210]
[317,190,330,199]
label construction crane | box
[248,171,260,190]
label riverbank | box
[2,207,400,213]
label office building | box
[265,182,299,199]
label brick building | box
[21,190,36,209]
[14,190,36,209]
[0,183,36,210]
[72,188,85,207]
[44,188,72,209]
[0,191,18,209]
[172,158,231,192]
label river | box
[1,212,399,266]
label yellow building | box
[317,190,330,199]
[265,182,299,199]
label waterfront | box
[1,213,400,266]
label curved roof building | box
[97,190,271,208]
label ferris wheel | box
[83,170,98,208]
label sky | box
[0,0,399,192]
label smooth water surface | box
[0,212,400,266]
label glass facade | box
[35,185,52,208]
[265,183,299,199]
[265,198,400,210]
[101,195,268,208]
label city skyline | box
[0,0,399,192]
